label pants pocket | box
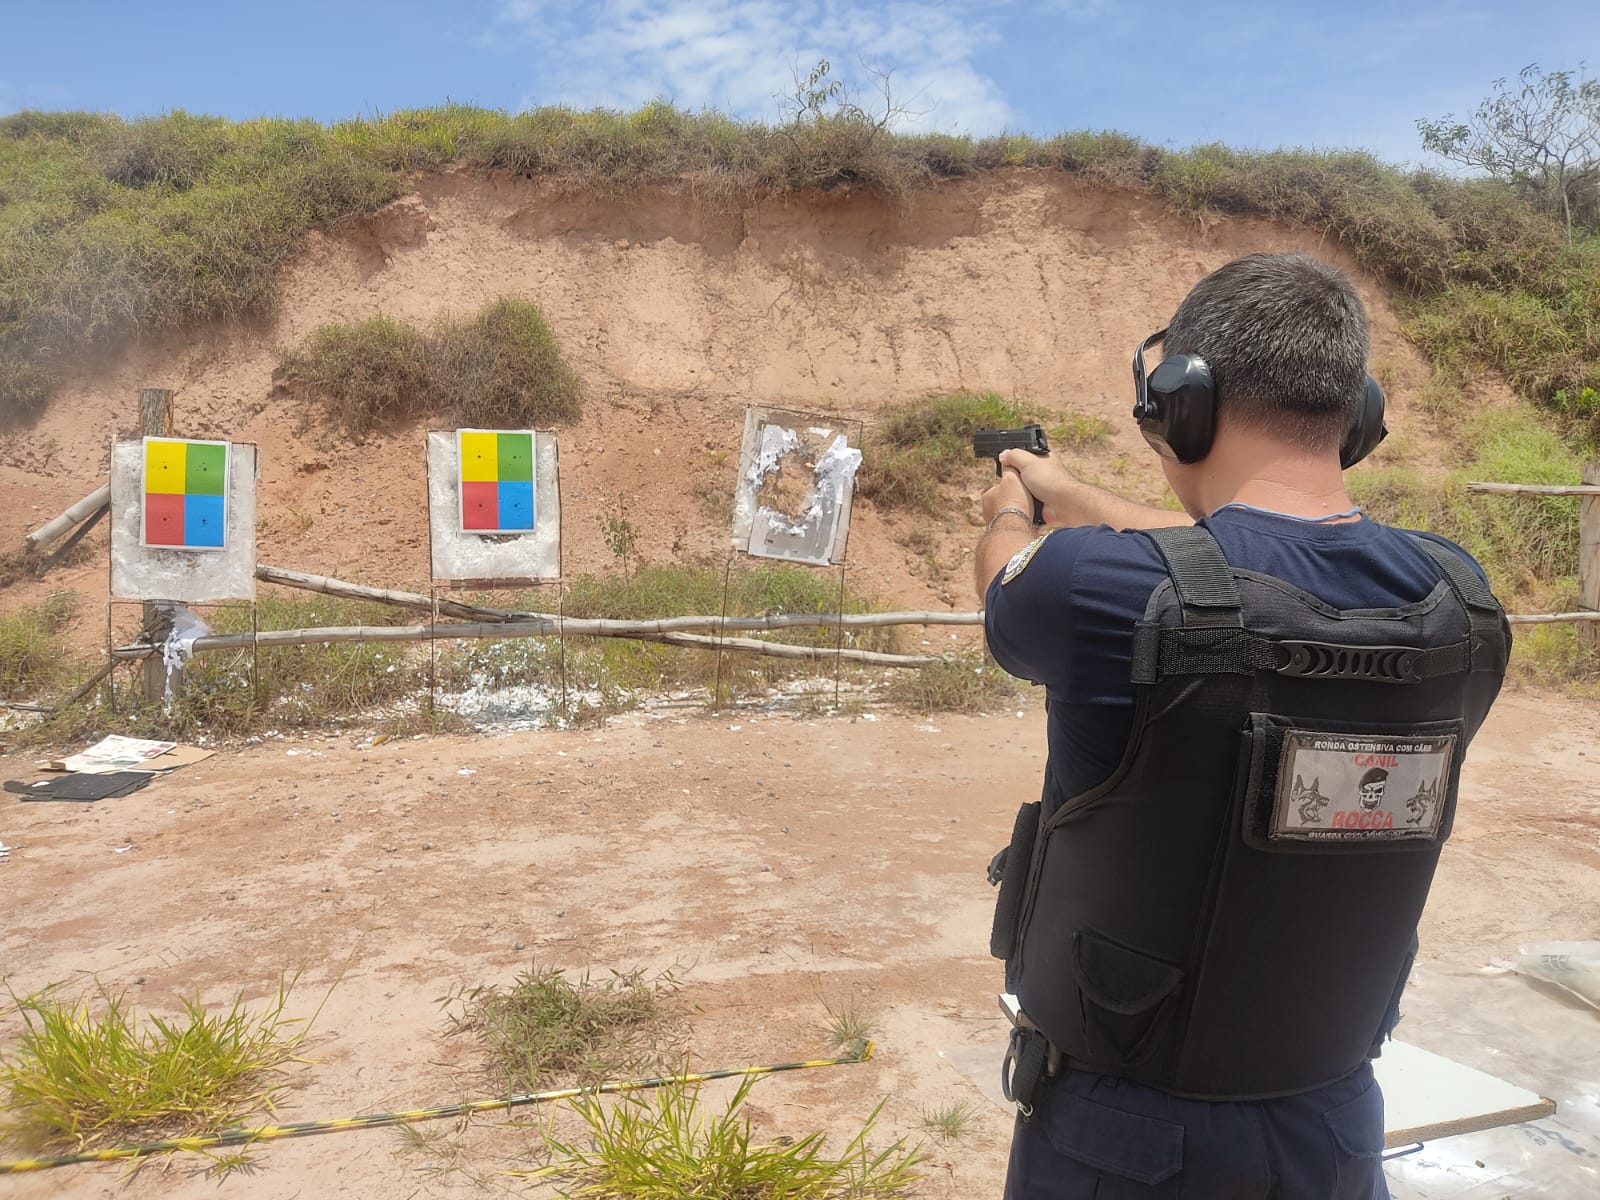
[1323,1080,1388,1200]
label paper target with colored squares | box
[141,437,230,550]
[457,429,536,534]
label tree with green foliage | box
[1418,63,1600,243]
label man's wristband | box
[987,506,1033,531]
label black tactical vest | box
[990,525,1510,1100]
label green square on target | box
[497,433,533,482]
[185,442,227,495]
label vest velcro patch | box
[1001,534,1049,585]
[1270,730,1457,842]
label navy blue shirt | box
[984,506,1484,805]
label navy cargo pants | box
[1004,1063,1388,1199]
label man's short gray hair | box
[1162,252,1370,452]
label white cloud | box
[492,0,1017,133]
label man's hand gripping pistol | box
[973,425,1049,525]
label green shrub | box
[94,110,236,189]
[860,391,1032,513]
[0,591,80,701]
[279,298,582,431]
[430,298,583,427]
[277,313,429,427]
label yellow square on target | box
[459,431,500,482]
[143,439,188,494]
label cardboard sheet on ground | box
[730,408,859,566]
[48,736,214,775]
[6,772,154,802]
[53,735,175,774]
[940,1037,1554,1150]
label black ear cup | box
[1132,329,1388,469]
[1136,354,1217,464]
[1339,376,1388,470]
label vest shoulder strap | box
[1141,526,1242,629]
[1407,534,1508,673]
[1407,535,1500,613]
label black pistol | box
[973,424,1049,524]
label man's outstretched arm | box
[997,448,1191,532]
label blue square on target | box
[497,481,534,531]
[183,493,226,547]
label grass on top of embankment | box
[2,102,1598,444]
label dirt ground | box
[2,682,1598,1198]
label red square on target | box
[460,480,499,530]
[144,491,187,545]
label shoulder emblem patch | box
[1001,534,1049,585]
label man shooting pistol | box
[973,425,1049,525]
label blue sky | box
[2,1,1596,165]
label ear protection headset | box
[1130,329,1388,469]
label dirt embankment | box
[0,170,1442,633]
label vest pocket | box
[1071,928,1184,1065]
[990,800,1041,962]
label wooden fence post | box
[139,389,176,705]
[1582,464,1599,654]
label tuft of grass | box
[0,591,79,701]
[821,1001,875,1058]
[919,1100,975,1141]
[0,975,316,1153]
[860,391,1033,513]
[1048,411,1114,449]
[278,297,582,433]
[429,297,584,428]
[276,313,428,428]
[439,964,679,1092]
[540,1074,922,1199]
[885,649,1022,714]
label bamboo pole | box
[24,485,111,550]
[1505,611,1600,625]
[1465,482,1600,496]
[253,563,983,633]
[111,622,939,667]
[40,501,109,568]
[1581,465,1599,652]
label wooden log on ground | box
[110,622,940,667]
[24,485,111,551]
